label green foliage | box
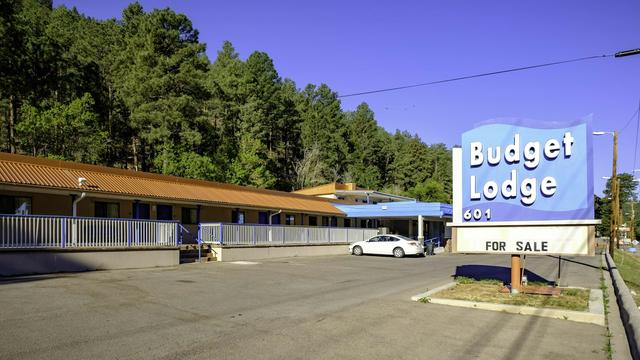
[229,135,276,188]
[298,84,348,181]
[604,173,638,203]
[345,103,383,189]
[600,173,639,239]
[406,179,450,202]
[1,0,453,202]
[16,93,107,162]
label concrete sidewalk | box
[0,254,610,359]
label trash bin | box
[425,241,435,256]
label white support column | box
[418,214,424,241]
[452,147,463,224]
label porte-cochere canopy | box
[333,201,452,219]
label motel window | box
[344,218,351,228]
[157,205,173,220]
[132,202,150,219]
[0,196,31,215]
[95,202,119,218]
[271,213,281,225]
[322,216,329,227]
[181,208,197,224]
[285,214,295,225]
[232,210,245,224]
[308,216,317,226]
[330,216,338,227]
[259,211,269,224]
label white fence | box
[199,223,379,246]
[0,215,179,248]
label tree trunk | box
[107,85,113,136]
[132,136,139,171]
[106,84,114,166]
[8,95,16,154]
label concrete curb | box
[410,282,457,301]
[431,298,604,326]
[603,255,634,360]
[412,282,605,327]
[606,252,640,359]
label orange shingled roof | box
[0,153,344,216]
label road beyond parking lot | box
[0,254,606,360]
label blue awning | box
[333,201,452,219]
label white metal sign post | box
[447,119,600,293]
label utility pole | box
[631,202,636,242]
[611,130,618,256]
[616,178,621,248]
[594,129,620,256]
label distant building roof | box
[333,201,452,219]
[293,182,414,202]
[0,153,344,216]
[293,182,360,196]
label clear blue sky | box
[54,0,640,196]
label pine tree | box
[298,84,347,181]
[115,4,211,175]
[229,134,276,188]
[345,102,382,189]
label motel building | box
[293,182,452,245]
[0,153,451,275]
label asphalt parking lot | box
[0,253,606,360]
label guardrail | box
[199,223,379,246]
[0,214,179,248]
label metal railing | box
[425,237,441,247]
[0,214,179,249]
[199,223,379,246]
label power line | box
[338,53,614,98]
[620,107,640,132]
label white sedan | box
[349,234,425,258]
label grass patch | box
[435,278,589,312]
[613,249,640,305]
[455,276,502,285]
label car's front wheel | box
[393,247,405,258]
[352,245,363,256]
